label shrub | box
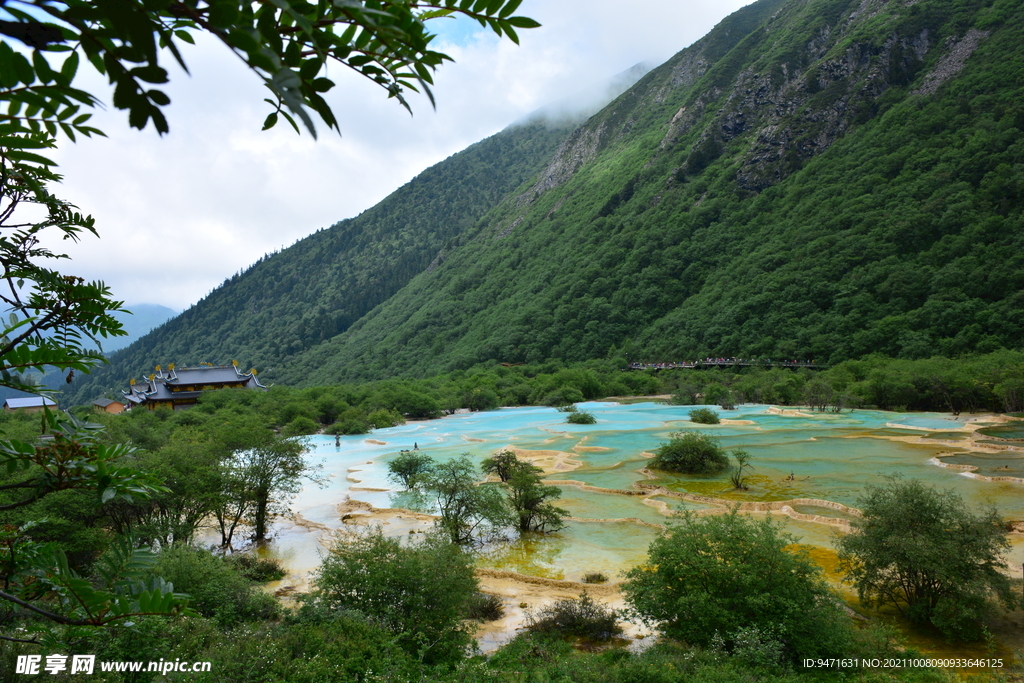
[541,386,584,406]
[464,388,500,412]
[226,553,286,582]
[688,407,720,424]
[152,546,279,627]
[649,430,729,474]
[311,528,478,664]
[566,410,596,424]
[623,509,855,663]
[466,592,505,621]
[526,593,622,641]
[582,572,608,584]
[325,418,369,435]
[282,415,320,437]
[837,476,1017,640]
[367,408,405,429]
[326,407,371,434]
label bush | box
[623,509,855,663]
[464,388,500,412]
[465,592,505,621]
[649,430,730,474]
[282,415,320,437]
[702,383,734,408]
[152,546,279,627]
[541,386,584,406]
[688,407,720,424]
[325,418,369,435]
[310,528,478,664]
[566,410,596,424]
[582,572,608,584]
[526,593,622,641]
[367,408,405,429]
[226,553,286,582]
[837,476,1017,640]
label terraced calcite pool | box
[272,402,1024,588]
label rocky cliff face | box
[534,0,989,197]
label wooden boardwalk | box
[626,360,826,371]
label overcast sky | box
[45,1,752,311]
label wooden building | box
[122,362,267,411]
[92,398,127,415]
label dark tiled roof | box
[168,366,247,385]
[122,364,266,406]
[92,398,119,407]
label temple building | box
[122,362,267,410]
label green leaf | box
[33,51,55,84]
[505,16,540,29]
[498,0,523,19]
[311,77,334,93]
[58,51,79,85]
[262,111,278,130]
[299,58,322,80]
[147,89,171,106]
[13,52,35,85]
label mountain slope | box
[278,0,1023,384]
[69,0,1024,399]
[66,118,579,401]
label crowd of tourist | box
[627,358,820,370]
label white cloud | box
[45,1,751,310]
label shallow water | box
[978,423,1024,439]
[275,404,1024,584]
[942,452,1024,477]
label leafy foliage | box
[213,423,319,546]
[505,464,567,533]
[0,530,190,640]
[526,592,622,641]
[649,430,730,474]
[419,455,511,544]
[0,411,165,511]
[151,546,278,627]
[689,407,721,424]
[566,409,596,424]
[310,527,478,664]
[388,450,434,489]
[0,0,538,138]
[481,450,523,483]
[836,476,1017,640]
[623,509,855,663]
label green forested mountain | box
[67,118,579,400]
[71,0,1024,398]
